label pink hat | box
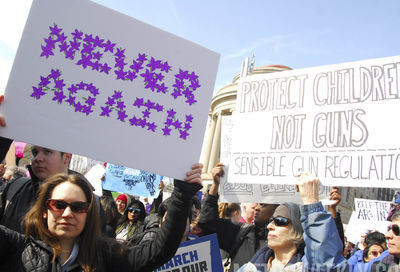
[116,194,127,204]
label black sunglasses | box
[128,207,141,214]
[388,224,400,236]
[268,216,290,226]
[46,199,89,213]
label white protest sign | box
[345,211,390,245]
[0,0,220,180]
[344,198,391,245]
[220,116,331,204]
[228,55,400,187]
[84,163,105,196]
[354,198,391,222]
[220,114,234,164]
[220,165,331,204]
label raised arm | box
[105,164,203,271]
[329,186,345,250]
[297,173,348,272]
[198,163,243,253]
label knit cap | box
[116,194,128,204]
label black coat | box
[0,165,40,233]
[198,193,268,271]
[0,179,202,272]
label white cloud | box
[0,0,33,51]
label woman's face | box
[116,200,126,214]
[45,181,88,245]
[386,219,400,256]
[127,205,140,223]
[267,205,296,251]
[364,244,384,262]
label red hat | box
[116,194,127,204]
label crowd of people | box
[0,113,400,271]
[0,132,203,271]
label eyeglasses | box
[128,207,141,214]
[369,250,382,258]
[268,216,290,226]
[46,199,89,213]
[388,224,400,236]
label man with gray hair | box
[239,202,257,224]
[3,166,27,183]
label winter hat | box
[116,194,128,204]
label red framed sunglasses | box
[46,199,90,213]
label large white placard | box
[229,55,400,187]
[220,116,331,203]
[0,0,220,180]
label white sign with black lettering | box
[229,55,400,187]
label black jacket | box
[0,179,202,271]
[129,213,161,245]
[0,165,40,233]
[198,193,268,271]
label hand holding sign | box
[328,186,341,218]
[0,95,5,127]
[329,187,341,207]
[211,163,224,185]
[297,172,320,205]
[210,163,224,195]
[184,163,203,185]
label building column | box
[207,112,222,173]
[201,114,217,173]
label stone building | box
[200,62,398,224]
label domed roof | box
[216,64,292,97]
[261,64,292,70]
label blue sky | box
[1,0,400,94]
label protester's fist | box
[297,172,320,205]
[184,163,203,185]
[211,163,224,185]
[329,186,341,208]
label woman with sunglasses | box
[0,163,203,272]
[237,173,347,272]
[115,199,146,242]
[370,210,400,271]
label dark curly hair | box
[118,198,146,224]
